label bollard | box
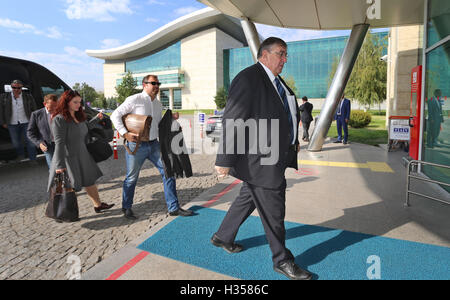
[113,134,118,160]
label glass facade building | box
[422,0,450,192]
[224,31,388,98]
[125,41,181,73]
[114,40,185,109]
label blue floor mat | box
[138,206,450,280]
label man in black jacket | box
[299,96,314,142]
[27,94,58,168]
[0,80,37,161]
[213,37,312,280]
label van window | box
[41,84,65,97]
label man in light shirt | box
[0,80,37,161]
[111,75,193,220]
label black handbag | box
[86,127,113,163]
[46,173,79,222]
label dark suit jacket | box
[159,109,193,179]
[299,101,313,123]
[216,62,300,189]
[0,92,37,125]
[27,107,53,148]
[334,98,351,121]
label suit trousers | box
[302,121,311,140]
[215,150,296,267]
[336,118,348,142]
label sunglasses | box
[11,87,22,90]
[144,81,161,86]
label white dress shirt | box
[9,92,29,125]
[259,62,298,144]
[111,91,162,141]
[45,107,54,142]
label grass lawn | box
[327,115,388,146]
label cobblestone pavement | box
[0,146,219,280]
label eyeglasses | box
[11,87,22,90]
[144,81,161,86]
[272,51,288,58]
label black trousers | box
[215,150,296,267]
[302,121,311,140]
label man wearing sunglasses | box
[0,80,37,162]
[111,75,193,220]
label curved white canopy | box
[86,7,247,60]
[198,0,425,30]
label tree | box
[328,32,387,111]
[72,82,98,106]
[115,71,141,104]
[106,97,118,109]
[281,75,299,97]
[214,87,228,109]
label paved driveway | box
[0,146,218,280]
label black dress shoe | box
[169,208,194,216]
[210,234,244,253]
[123,208,137,220]
[274,260,312,280]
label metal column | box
[240,18,260,63]
[308,24,369,152]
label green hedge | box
[349,110,372,128]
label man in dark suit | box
[334,94,351,144]
[0,80,37,161]
[27,94,58,168]
[213,37,312,280]
[299,96,314,142]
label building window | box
[173,88,182,109]
[426,0,450,48]
[125,41,181,74]
[423,41,449,191]
[160,89,170,109]
[423,0,450,191]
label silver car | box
[205,111,223,143]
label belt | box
[142,139,157,143]
[289,144,297,151]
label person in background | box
[48,90,114,215]
[0,80,37,162]
[27,94,58,168]
[334,94,351,144]
[299,96,314,142]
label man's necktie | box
[337,100,342,115]
[274,77,294,143]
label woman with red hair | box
[47,90,114,217]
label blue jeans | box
[122,140,179,212]
[8,123,37,160]
[44,143,55,169]
[336,118,348,142]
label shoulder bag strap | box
[123,139,141,155]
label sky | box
[0,0,385,92]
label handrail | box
[405,160,450,207]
